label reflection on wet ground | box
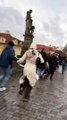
[0,68,67,120]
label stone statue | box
[21,10,35,55]
[26,9,32,21]
[25,9,35,36]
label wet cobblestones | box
[0,69,67,120]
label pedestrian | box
[46,54,57,80]
[38,48,48,78]
[17,43,44,102]
[0,41,18,91]
[62,58,65,74]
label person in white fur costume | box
[17,43,44,102]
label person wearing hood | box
[17,43,44,102]
[0,41,18,91]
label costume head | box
[30,42,36,50]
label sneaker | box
[0,87,7,91]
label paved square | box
[0,69,67,120]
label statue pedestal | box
[21,34,33,55]
[24,34,34,41]
[21,40,32,55]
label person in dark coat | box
[0,41,18,91]
[37,48,48,78]
[40,48,47,61]
[62,57,66,74]
[47,54,57,80]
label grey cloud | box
[0,1,67,46]
[0,6,25,40]
[44,0,67,13]
[42,16,65,46]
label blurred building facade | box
[0,32,23,56]
[63,44,67,57]
[36,44,56,54]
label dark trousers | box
[20,76,32,99]
[47,70,54,80]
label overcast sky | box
[0,0,67,47]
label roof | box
[0,33,23,47]
[37,44,56,53]
[0,33,21,43]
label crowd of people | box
[0,41,67,102]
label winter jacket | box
[0,44,17,68]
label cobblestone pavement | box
[0,68,67,120]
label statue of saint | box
[25,9,34,35]
[26,9,32,21]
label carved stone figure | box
[25,9,34,35]
[21,10,35,55]
[29,26,35,36]
[26,9,32,21]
